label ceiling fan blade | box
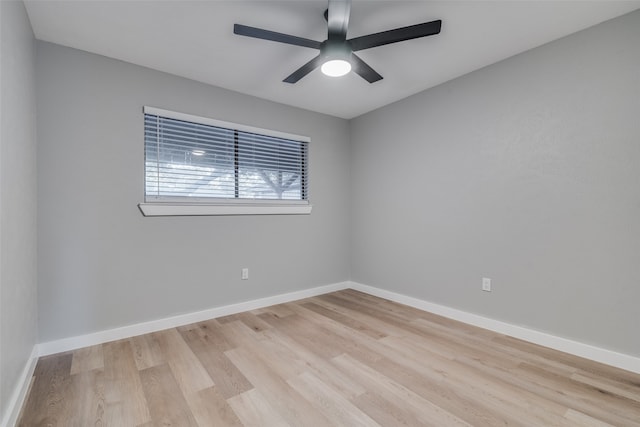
[283,54,324,84]
[349,20,442,51]
[234,24,322,50]
[351,53,383,83]
[327,0,351,41]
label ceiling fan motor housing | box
[322,40,352,62]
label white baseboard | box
[37,281,350,356]
[348,281,640,374]
[37,279,640,373]
[1,346,38,427]
[6,279,639,427]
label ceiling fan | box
[233,0,442,84]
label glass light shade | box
[321,59,352,77]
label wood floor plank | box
[218,318,269,349]
[152,328,214,395]
[517,362,640,425]
[227,389,292,427]
[260,327,367,399]
[319,293,424,342]
[129,333,165,371]
[287,371,380,426]
[228,327,309,382]
[493,333,636,382]
[224,345,334,427]
[234,311,273,333]
[304,300,580,425]
[186,386,243,427]
[103,340,151,426]
[312,294,414,337]
[65,370,106,426]
[339,345,512,427]
[564,408,617,427]
[179,318,236,351]
[280,303,385,365]
[352,390,434,427]
[378,335,578,426]
[571,371,640,403]
[257,313,345,360]
[256,303,296,318]
[409,316,582,377]
[300,301,388,339]
[69,344,104,375]
[221,320,308,382]
[339,289,426,322]
[139,364,199,427]
[332,353,473,427]
[178,324,253,399]
[18,290,640,426]
[18,353,73,426]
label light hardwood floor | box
[18,289,640,426]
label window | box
[138,107,311,216]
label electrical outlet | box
[482,277,491,292]
[241,268,249,280]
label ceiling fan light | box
[321,59,351,77]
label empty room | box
[1,0,640,425]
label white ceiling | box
[24,1,640,119]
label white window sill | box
[138,203,312,217]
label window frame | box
[138,106,312,217]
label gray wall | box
[350,10,640,357]
[37,42,350,342]
[32,5,640,359]
[0,0,38,420]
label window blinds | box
[144,107,309,202]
